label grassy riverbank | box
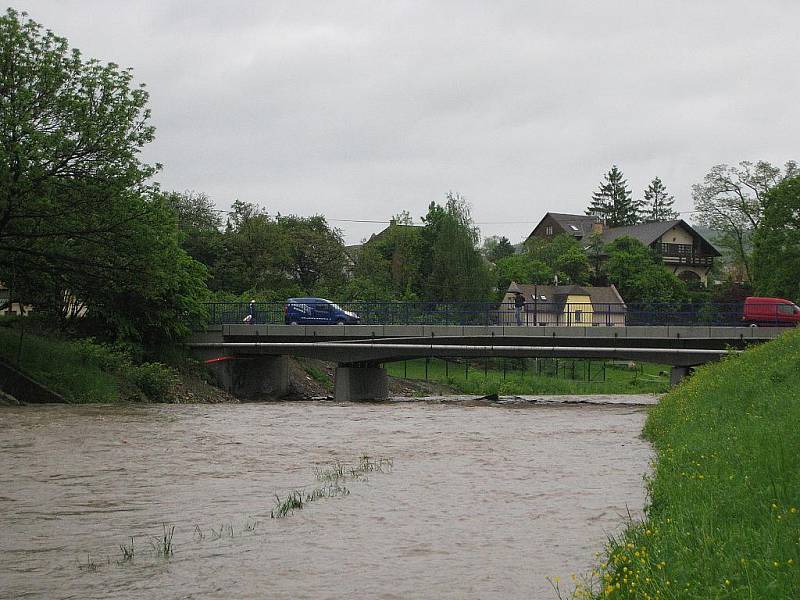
[587,329,800,598]
[385,358,669,395]
[0,321,230,404]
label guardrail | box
[202,300,795,327]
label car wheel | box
[290,320,299,326]
[336,318,346,325]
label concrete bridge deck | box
[194,323,782,343]
[187,325,787,401]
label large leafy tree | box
[424,192,492,301]
[0,9,208,342]
[525,233,590,284]
[212,200,348,299]
[0,9,156,277]
[275,215,347,292]
[493,254,553,296]
[162,190,224,270]
[348,220,426,300]
[604,237,687,304]
[587,165,641,227]
[752,176,800,301]
[692,160,798,282]
[482,235,515,262]
[642,177,679,222]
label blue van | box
[284,298,360,325]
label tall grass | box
[0,325,120,402]
[586,329,800,598]
[0,322,178,403]
[150,524,175,558]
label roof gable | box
[601,220,721,256]
[527,212,600,241]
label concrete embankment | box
[0,358,66,404]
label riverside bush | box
[588,329,800,599]
[128,362,179,402]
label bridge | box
[187,321,786,401]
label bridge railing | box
[202,300,781,327]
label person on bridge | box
[243,300,257,325]
[514,292,525,326]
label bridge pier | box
[334,364,388,402]
[669,366,691,386]
[206,354,289,400]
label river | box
[0,396,654,599]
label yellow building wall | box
[562,294,593,327]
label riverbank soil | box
[589,328,800,598]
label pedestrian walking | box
[514,292,525,326]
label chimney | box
[591,222,604,234]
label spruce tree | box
[586,165,640,227]
[642,177,679,222]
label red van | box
[743,297,800,326]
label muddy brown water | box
[0,396,655,599]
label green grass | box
[385,358,668,395]
[585,329,800,599]
[0,321,179,403]
[0,325,120,403]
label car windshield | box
[330,303,343,311]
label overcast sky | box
[21,1,800,244]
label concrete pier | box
[334,365,388,401]
[206,355,289,400]
[669,366,690,386]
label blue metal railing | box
[202,300,795,327]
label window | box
[540,295,547,300]
[545,226,553,235]
[778,304,794,316]
[569,224,579,231]
[574,309,582,323]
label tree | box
[0,9,157,286]
[525,234,590,284]
[162,190,223,269]
[587,165,641,227]
[584,231,607,285]
[752,176,800,301]
[274,215,347,292]
[76,197,210,344]
[692,160,798,282]
[493,254,553,296]
[212,201,285,295]
[604,237,687,304]
[424,192,492,301]
[482,235,515,262]
[0,10,209,342]
[642,177,679,222]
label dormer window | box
[545,226,553,235]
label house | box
[528,212,604,240]
[0,283,31,316]
[500,282,627,327]
[526,213,721,286]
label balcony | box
[656,243,713,267]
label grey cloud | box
[18,0,800,243]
